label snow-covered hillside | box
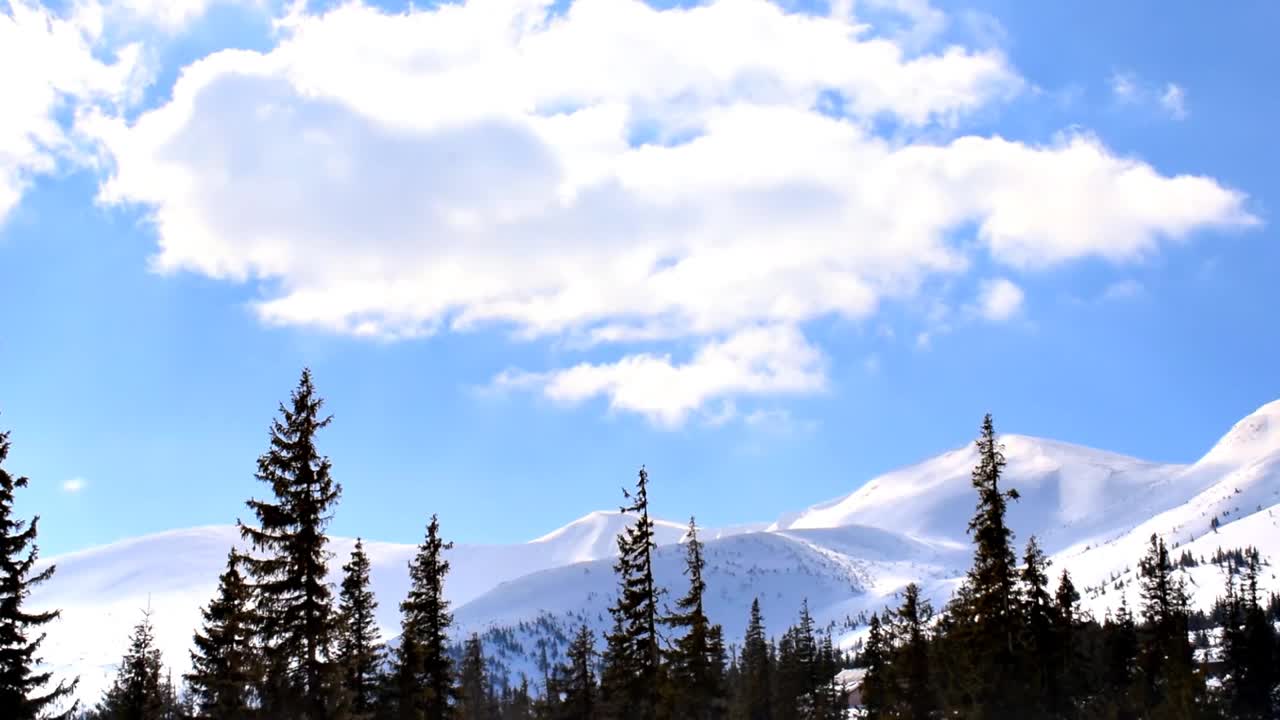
[29,511,683,703]
[28,399,1280,703]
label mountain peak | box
[1198,398,1280,466]
[527,510,687,563]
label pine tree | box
[942,414,1022,720]
[1100,596,1139,720]
[0,425,78,720]
[185,551,256,719]
[733,599,772,720]
[773,627,800,720]
[95,610,170,720]
[599,467,662,720]
[391,514,456,720]
[501,678,533,720]
[1051,570,1086,720]
[1136,533,1204,719]
[456,635,492,720]
[889,584,936,720]
[811,635,842,720]
[1019,536,1054,720]
[237,368,344,720]
[1219,550,1277,719]
[558,626,597,720]
[858,614,890,720]
[773,603,818,720]
[337,540,384,720]
[664,518,727,720]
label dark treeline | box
[857,416,1280,720]
[2,372,1278,720]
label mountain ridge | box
[28,398,1280,703]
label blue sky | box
[1,0,1276,556]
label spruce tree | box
[391,514,456,720]
[1051,570,1086,720]
[95,610,170,720]
[559,626,597,720]
[0,425,78,720]
[186,551,256,719]
[858,614,890,720]
[599,467,662,720]
[456,635,492,720]
[337,540,384,720]
[1219,550,1277,719]
[773,603,818,720]
[237,368,344,720]
[1100,597,1139,719]
[501,678,532,720]
[664,518,727,720]
[944,414,1022,720]
[889,584,935,720]
[811,635,842,720]
[772,627,799,720]
[733,599,772,720]
[1136,534,1203,719]
[1019,536,1054,719]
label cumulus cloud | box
[1100,279,1144,302]
[1160,83,1188,120]
[494,325,826,427]
[1109,71,1139,102]
[743,407,818,435]
[62,477,87,493]
[56,0,1257,424]
[977,277,1024,322]
[1110,71,1188,120]
[0,0,142,224]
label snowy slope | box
[452,523,962,684]
[773,434,1199,557]
[27,399,1280,703]
[445,400,1280,681]
[1058,400,1280,613]
[28,511,684,704]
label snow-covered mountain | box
[29,511,686,703]
[29,399,1280,704]
[450,401,1280,684]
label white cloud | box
[704,399,739,427]
[105,0,229,31]
[1100,279,1143,302]
[851,0,948,50]
[977,277,1024,322]
[1110,71,1138,102]
[1160,83,1188,120]
[743,407,818,435]
[0,0,142,224]
[64,0,1258,424]
[74,0,261,36]
[493,325,826,427]
[1110,71,1188,120]
[62,477,87,493]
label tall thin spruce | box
[336,539,384,720]
[391,514,456,720]
[0,423,78,719]
[733,599,771,720]
[940,413,1022,720]
[601,466,663,720]
[664,518,727,720]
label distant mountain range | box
[32,399,1280,703]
